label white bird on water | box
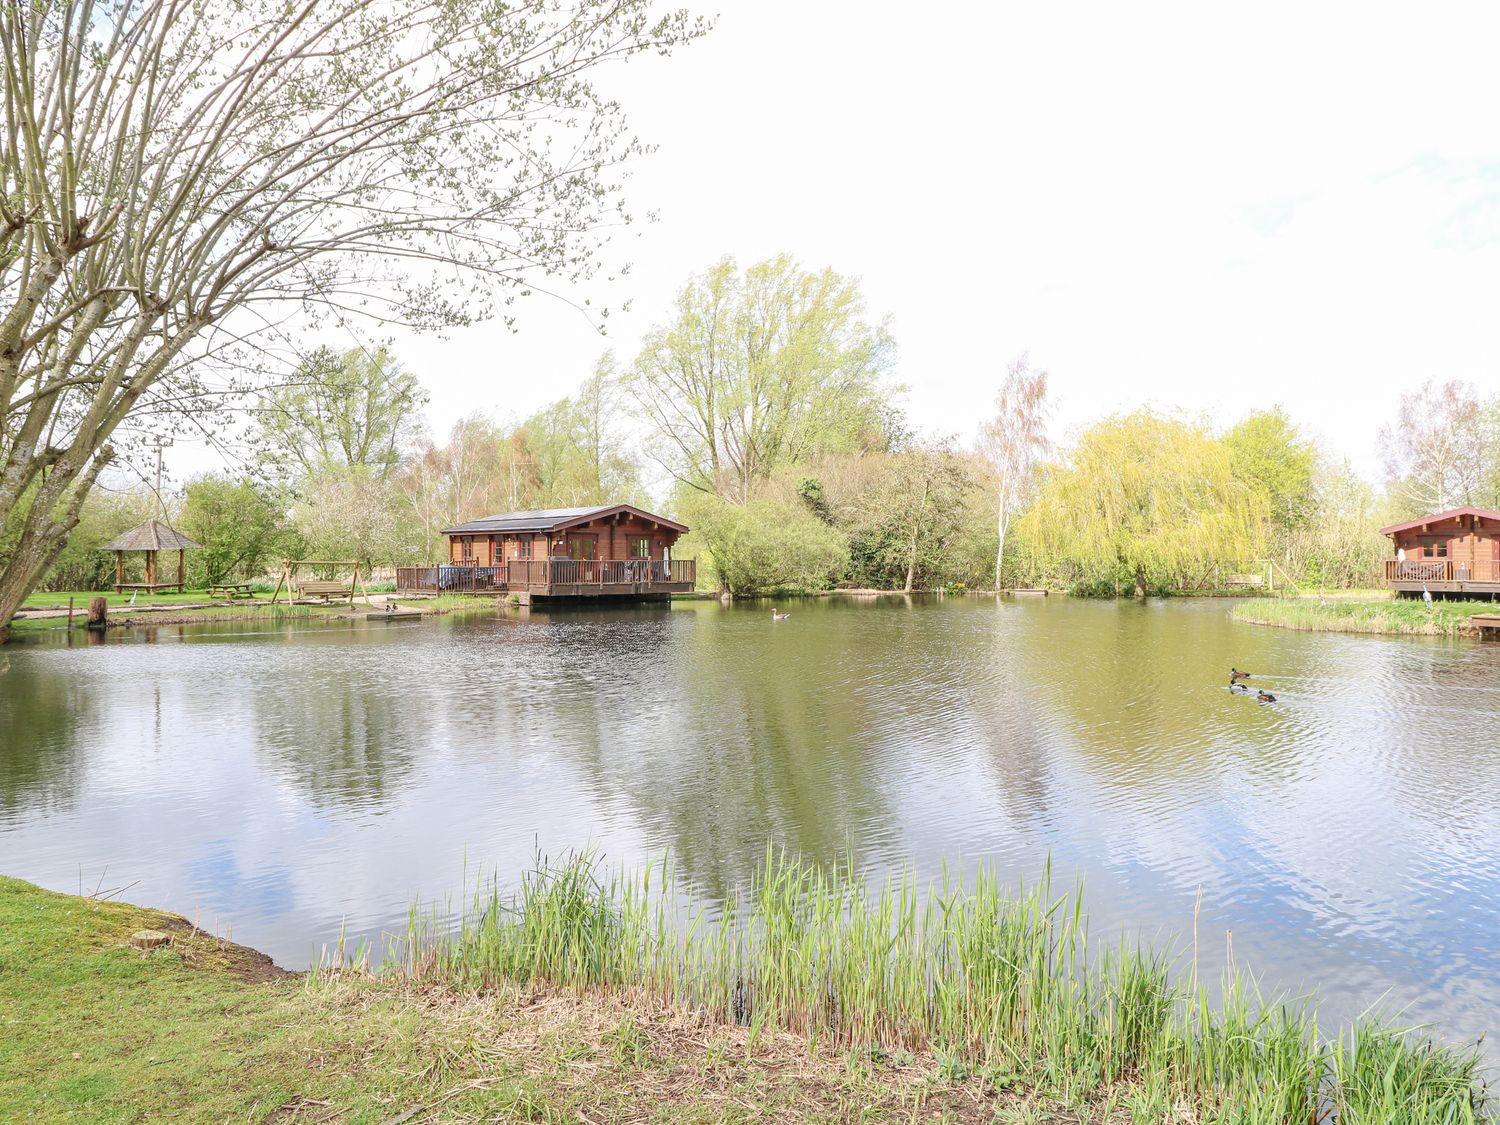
[771,608,790,621]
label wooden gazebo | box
[99,519,201,594]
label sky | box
[168,1,1500,490]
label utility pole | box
[147,437,174,513]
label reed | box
[1232,597,1488,636]
[376,849,1487,1121]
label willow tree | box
[0,0,704,640]
[1018,411,1265,598]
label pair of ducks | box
[1230,668,1276,703]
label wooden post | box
[115,551,124,592]
[270,561,291,605]
[86,597,108,631]
[67,596,75,628]
[178,549,185,593]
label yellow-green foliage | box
[1018,411,1267,593]
[678,491,847,595]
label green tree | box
[839,446,982,591]
[678,491,847,597]
[1018,412,1266,598]
[0,0,703,642]
[179,476,289,585]
[628,256,899,504]
[1290,458,1388,589]
[30,487,157,591]
[517,354,646,506]
[257,348,426,484]
[1223,407,1316,538]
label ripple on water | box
[2,598,1499,1050]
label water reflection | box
[1,598,1498,1054]
[0,651,88,816]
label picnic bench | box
[114,582,174,594]
[205,582,256,600]
[296,579,354,603]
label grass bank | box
[8,593,500,636]
[3,874,1020,1122]
[1231,597,1493,636]
[4,855,1489,1123]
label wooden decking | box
[1384,559,1500,597]
[395,560,696,601]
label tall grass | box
[1232,597,1492,637]
[372,850,1488,1121]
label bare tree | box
[1377,380,1486,515]
[0,0,703,639]
[978,355,1049,589]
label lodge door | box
[568,534,598,580]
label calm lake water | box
[3,597,1499,1050]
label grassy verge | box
[21,589,256,608]
[5,854,1489,1122]
[9,594,502,636]
[0,872,1166,1124]
[1231,597,1493,636]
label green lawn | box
[21,589,268,608]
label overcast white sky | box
[171,1,1500,490]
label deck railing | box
[394,565,507,593]
[1385,559,1500,583]
[395,559,697,593]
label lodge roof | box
[98,518,202,552]
[1378,506,1500,537]
[441,503,688,536]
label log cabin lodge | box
[395,504,695,603]
[1381,506,1500,598]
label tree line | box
[31,254,1500,599]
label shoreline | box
[0,875,1122,1122]
[1230,596,1490,637]
[4,852,1488,1122]
[8,593,497,635]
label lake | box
[3,597,1498,1053]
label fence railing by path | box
[1385,559,1500,583]
[396,559,696,593]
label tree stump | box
[129,929,173,950]
[86,597,108,631]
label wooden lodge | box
[395,504,695,603]
[1380,506,1500,598]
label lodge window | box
[515,538,531,559]
[630,536,650,559]
[1421,541,1448,558]
[460,536,473,562]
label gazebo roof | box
[98,518,201,552]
